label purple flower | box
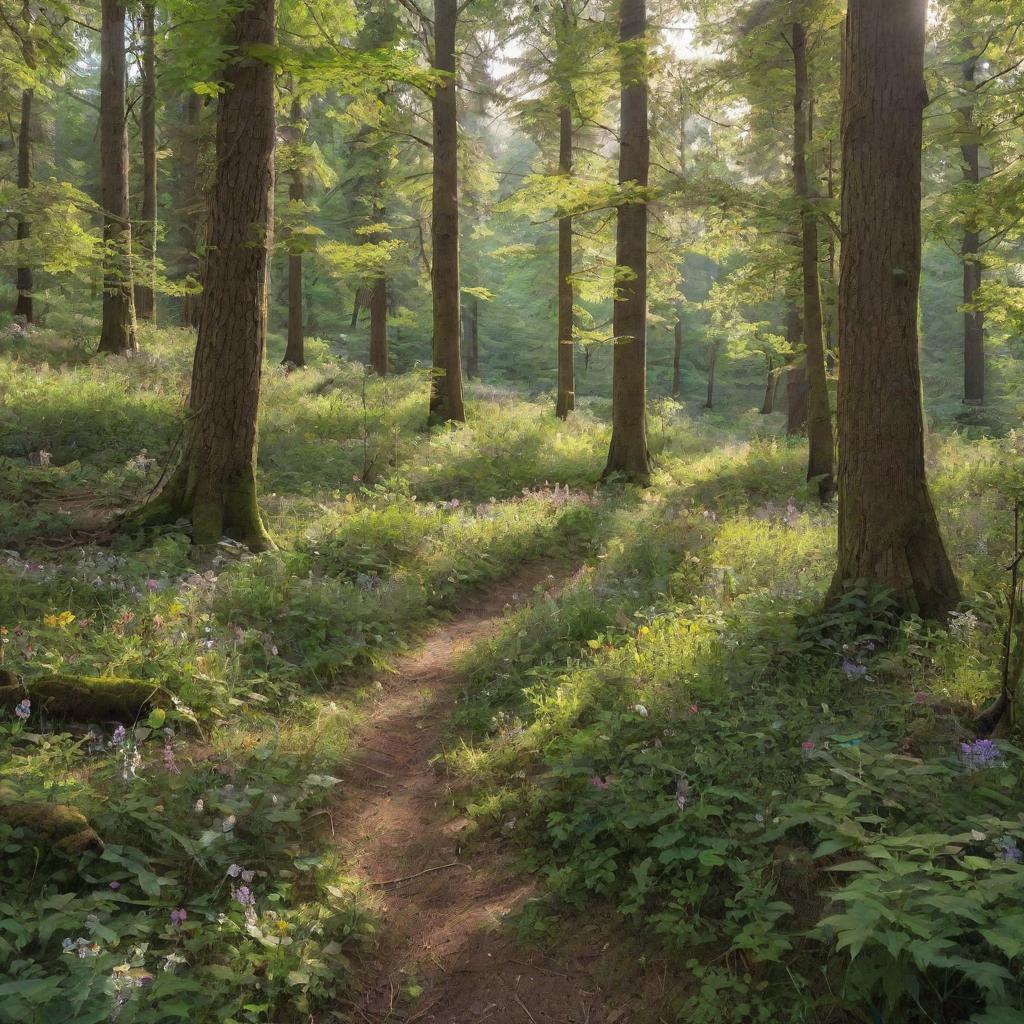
[14,698,30,720]
[109,881,121,891]
[111,724,126,745]
[997,837,1023,863]
[169,907,187,927]
[841,660,867,678]
[163,734,180,774]
[960,739,1004,771]
[232,886,255,907]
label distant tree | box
[790,17,833,497]
[282,92,306,367]
[134,2,158,322]
[603,0,650,483]
[829,0,959,619]
[129,0,277,550]
[97,0,138,354]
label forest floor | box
[338,562,671,1024]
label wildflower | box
[841,659,867,678]
[14,698,30,721]
[589,776,610,790]
[226,863,243,878]
[163,734,180,774]
[43,611,76,629]
[638,625,650,637]
[801,740,816,757]
[62,936,100,958]
[121,747,142,784]
[949,610,980,640]
[232,886,255,907]
[109,881,122,891]
[996,837,1023,863]
[146,579,159,592]
[960,738,1004,771]
[169,908,187,928]
[632,703,649,717]
[112,724,126,745]
[161,952,187,972]
[194,798,204,813]
[689,703,699,716]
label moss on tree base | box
[0,788,103,854]
[0,671,164,722]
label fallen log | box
[0,788,104,854]
[0,671,165,722]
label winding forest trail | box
[333,564,630,1024]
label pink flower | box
[589,776,610,789]
[689,703,699,715]
[914,692,928,705]
[146,579,158,591]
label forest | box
[2,0,1024,1021]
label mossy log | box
[0,788,103,854]
[0,671,165,722]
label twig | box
[350,759,394,778]
[513,994,538,1024]
[370,861,469,887]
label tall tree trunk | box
[128,0,276,551]
[961,49,984,405]
[785,305,807,434]
[761,363,779,414]
[671,312,683,399]
[556,103,575,419]
[97,0,138,354]
[282,94,305,367]
[704,344,716,409]
[428,0,465,423]
[829,0,959,620]
[603,0,650,482]
[134,2,157,322]
[793,22,834,495]
[178,91,203,329]
[14,84,33,323]
[13,0,34,322]
[369,271,388,375]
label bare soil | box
[334,564,676,1024]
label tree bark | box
[784,304,807,434]
[603,0,650,483]
[13,0,33,322]
[671,312,683,399]
[961,49,984,405]
[761,363,779,414]
[428,0,465,423]
[128,0,276,551]
[282,94,305,367]
[829,0,959,620]
[14,84,33,323]
[556,103,575,419]
[97,0,138,354]
[134,2,158,322]
[369,270,388,375]
[793,22,834,495]
[178,91,204,329]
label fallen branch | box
[370,861,469,887]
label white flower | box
[632,703,649,718]
[194,798,204,813]
[222,815,236,833]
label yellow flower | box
[638,625,651,637]
[274,919,290,932]
[43,611,76,629]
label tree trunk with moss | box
[97,0,138,354]
[428,0,465,423]
[127,0,276,551]
[761,363,779,414]
[793,22,834,494]
[828,0,959,620]
[603,0,650,483]
[134,2,158,322]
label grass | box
[2,318,1023,1023]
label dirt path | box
[334,563,624,1024]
